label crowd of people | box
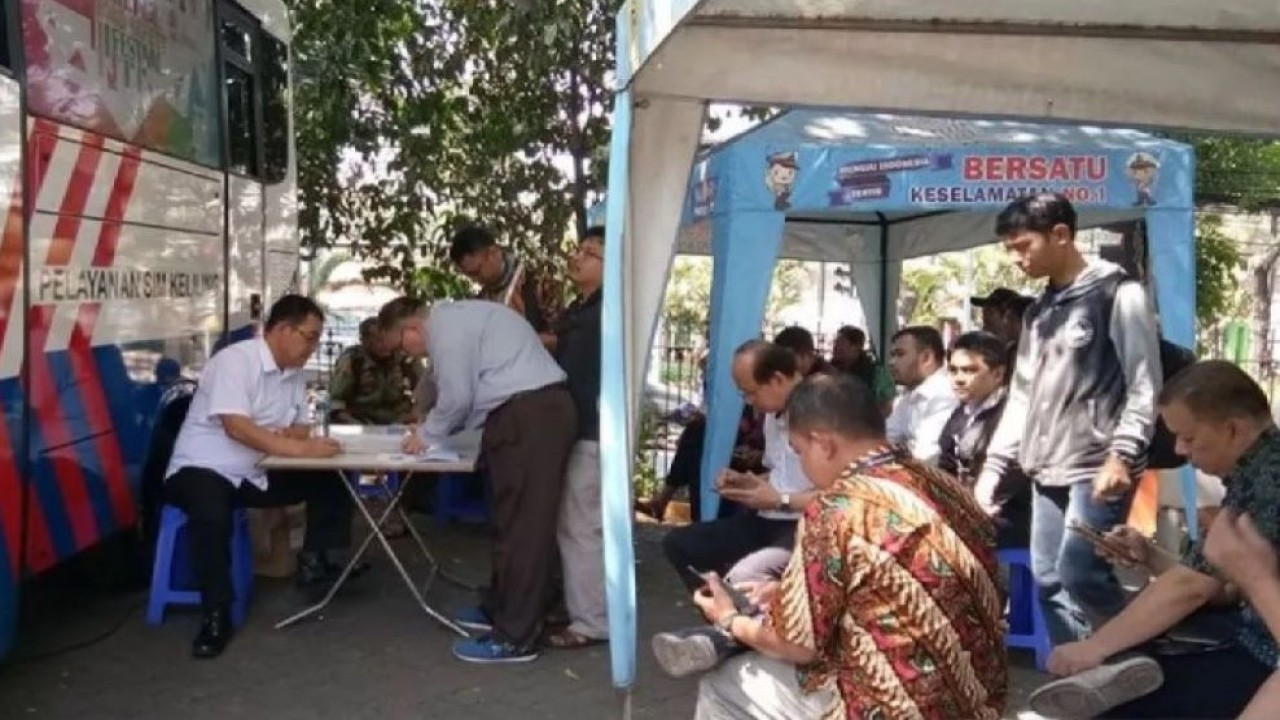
[154,190,1280,719]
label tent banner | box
[682,146,1193,223]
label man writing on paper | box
[380,296,577,664]
[165,295,356,660]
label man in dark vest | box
[938,331,1031,548]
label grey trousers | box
[557,440,607,639]
[695,652,836,719]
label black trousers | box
[478,385,578,649]
[663,512,797,591]
[165,466,354,609]
[1102,644,1271,719]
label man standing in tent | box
[449,224,563,349]
[976,193,1162,647]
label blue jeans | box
[1031,480,1135,645]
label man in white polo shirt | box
[663,340,817,591]
[886,325,959,465]
[165,295,355,660]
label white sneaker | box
[1028,655,1163,719]
[651,631,720,678]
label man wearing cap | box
[972,287,1034,372]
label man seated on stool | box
[165,295,358,660]
[662,340,816,592]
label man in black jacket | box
[938,331,1031,548]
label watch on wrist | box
[779,493,793,512]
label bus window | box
[224,65,257,176]
[220,5,258,177]
[0,3,9,73]
[260,35,288,183]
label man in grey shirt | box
[977,193,1161,648]
[380,297,577,664]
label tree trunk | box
[1250,242,1280,378]
[566,65,589,239]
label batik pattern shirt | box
[770,448,1008,719]
[476,252,564,333]
[1184,425,1280,669]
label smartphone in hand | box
[687,565,757,615]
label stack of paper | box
[336,434,403,455]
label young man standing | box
[977,193,1162,646]
[546,227,607,649]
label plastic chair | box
[146,505,254,627]
[435,472,489,525]
[999,547,1052,671]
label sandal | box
[545,628,605,650]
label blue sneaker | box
[452,635,539,664]
[453,607,493,632]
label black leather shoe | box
[296,551,370,591]
[192,606,232,659]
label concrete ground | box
[0,519,1045,720]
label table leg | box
[383,478,480,592]
[275,470,470,638]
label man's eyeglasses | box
[573,246,603,262]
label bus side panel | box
[227,174,263,337]
[24,120,223,574]
[0,76,26,660]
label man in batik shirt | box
[690,373,1007,719]
[1031,360,1280,719]
[449,224,564,348]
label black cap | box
[972,287,1034,312]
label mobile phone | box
[686,565,757,615]
[1068,520,1133,556]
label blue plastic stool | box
[1000,547,1052,671]
[435,472,489,524]
[146,505,254,628]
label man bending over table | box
[166,295,357,660]
[380,296,577,664]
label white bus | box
[0,0,299,658]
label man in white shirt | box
[165,295,354,660]
[885,326,958,464]
[662,340,817,591]
[380,297,577,665]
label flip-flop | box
[545,628,605,650]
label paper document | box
[373,445,461,465]
[336,434,403,454]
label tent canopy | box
[599,0,1280,695]
[679,109,1194,532]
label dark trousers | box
[479,385,577,649]
[663,512,797,591]
[1102,645,1271,718]
[165,466,354,609]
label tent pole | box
[878,219,890,353]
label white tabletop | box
[259,427,481,474]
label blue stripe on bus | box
[45,351,116,540]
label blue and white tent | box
[596,0,1280,704]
